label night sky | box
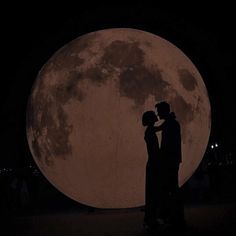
[1,5,236,168]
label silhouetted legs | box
[144,163,160,227]
[161,165,185,228]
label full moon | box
[26,28,211,208]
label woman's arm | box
[153,112,175,132]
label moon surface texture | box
[26,28,211,208]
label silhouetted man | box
[155,101,185,228]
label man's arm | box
[153,123,164,132]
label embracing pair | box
[142,101,185,230]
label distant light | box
[215,143,218,147]
[211,145,214,149]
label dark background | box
[0,4,235,214]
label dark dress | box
[144,126,162,225]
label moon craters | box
[119,65,169,107]
[27,84,73,167]
[178,69,197,91]
[101,40,145,68]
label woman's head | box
[142,111,158,126]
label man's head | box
[155,101,170,120]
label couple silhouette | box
[142,101,185,231]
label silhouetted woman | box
[142,111,162,229]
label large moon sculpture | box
[26,28,211,208]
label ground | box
[6,203,236,236]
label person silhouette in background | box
[142,111,163,229]
[155,101,185,229]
